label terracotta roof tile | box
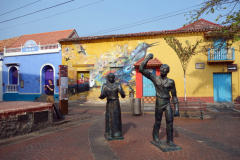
[0,36,21,53]
[134,57,162,67]
[10,29,76,48]
[177,19,222,31]
[59,19,222,42]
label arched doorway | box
[9,66,18,84]
[41,65,54,94]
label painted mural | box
[62,41,158,101]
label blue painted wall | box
[3,52,61,101]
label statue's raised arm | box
[139,53,156,81]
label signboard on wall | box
[60,77,68,99]
[227,64,237,72]
[59,65,68,115]
[195,63,204,69]
[59,65,68,100]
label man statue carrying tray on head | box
[139,53,181,151]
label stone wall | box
[0,108,53,140]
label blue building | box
[0,36,21,101]
[2,29,78,101]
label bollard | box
[200,110,203,120]
[199,99,203,120]
[142,97,144,115]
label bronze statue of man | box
[139,54,180,147]
[99,73,126,140]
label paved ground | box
[0,101,240,160]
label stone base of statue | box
[104,134,124,141]
[150,140,182,152]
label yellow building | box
[59,19,240,103]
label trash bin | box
[132,98,141,116]
[129,91,134,114]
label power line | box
[0,0,42,17]
[0,0,104,30]
[0,0,41,17]
[0,0,75,24]
[80,3,204,37]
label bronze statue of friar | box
[139,53,182,152]
[99,73,126,141]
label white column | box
[0,61,3,101]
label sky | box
[0,0,237,40]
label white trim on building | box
[4,43,61,57]
[8,66,19,85]
[0,61,3,101]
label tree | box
[164,36,202,102]
[185,0,240,41]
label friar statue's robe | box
[99,80,126,138]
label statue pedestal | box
[150,140,182,152]
[104,134,124,141]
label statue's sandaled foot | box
[104,133,124,141]
[104,133,112,139]
[153,138,160,143]
[113,132,121,137]
[167,141,176,147]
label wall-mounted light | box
[20,80,24,88]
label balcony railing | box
[4,43,61,54]
[208,47,235,60]
[41,44,59,50]
[5,48,21,53]
[5,85,19,93]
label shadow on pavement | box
[122,122,137,136]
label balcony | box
[208,47,235,64]
[5,85,19,93]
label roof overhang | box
[5,63,20,66]
[204,31,236,39]
[134,58,163,67]
[207,60,234,65]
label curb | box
[54,115,92,126]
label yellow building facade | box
[59,19,240,103]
